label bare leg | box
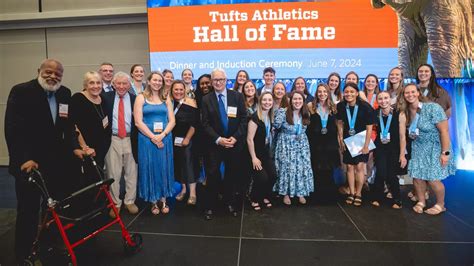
[346,165,356,196]
[355,162,366,197]
[413,178,427,205]
[428,180,445,207]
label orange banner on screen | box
[148,1,397,52]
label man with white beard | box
[5,59,73,263]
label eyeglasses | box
[212,78,226,84]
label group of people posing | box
[5,59,457,261]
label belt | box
[113,133,131,137]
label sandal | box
[391,202,402,209]
[353,195,362,207]
[263,198,272,208]
[160,202,170,214]
[345,194,355,205]
[412,202,425,214]
[175,191,186,201]
[187,196,197,205]
[424,204,446,215]
[408,191,430,202]
[386,192,393,199]
[251,202,261,211]
[298,197,307,205]
[371,201,380,207]
[283,195,291,206]
[151,203,160,215]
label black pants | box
[373,147,401,202]
[249,155,276,203]
[203,145,242,211]
[14,176,42,261]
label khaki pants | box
[105,136,137,207]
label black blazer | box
[102,91,138,162]
[201,89,247,146]
[5,79,73,177]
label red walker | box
[24,157,142,266]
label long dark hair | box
[416,63,440,98]
[327,72,342,101]
[195,74,212,107]
[286,91,310,125]
[242,80,258,109]
[233,70,249,92]
[291,76,310,96]
[311,83,337,115]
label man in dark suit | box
[103,72,139,218]
[200,68,247,220]
[5,59,73,262]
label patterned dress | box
[273,108,314,197]
[408,102,456,181]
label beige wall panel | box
[0,0,38,14]
[42,0,145,11]
[46,24,150,89]
[0,29,46,102]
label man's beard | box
[38,76,61,92]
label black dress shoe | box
[204,210,213,220]
[228,205,238,217]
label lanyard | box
[317,104,328,129]
[294,115,302,134]
[409,103,423,134]
[173,100,183,115]
[345,104,359,132]
[369,93,376,107]
[379,110,393,139]
[264,115,271,144]
[422,88,429,97]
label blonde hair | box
[256,92,274,123]
[82,71,101,90]
[143,71,166,101]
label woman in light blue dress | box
[273,91,314,205]
[399,84,456,215]
[134,71,176,215]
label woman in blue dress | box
[399,84,456,215]
[273,91,314,205]
[134,71,176,215]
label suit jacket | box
[102,90,138,162]
[201,89,247,147]
[5,79,73,178]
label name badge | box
[174,137,184,146]
[227,106,237,118]
[102,116,109,128]
[154,122,163,133]
[59,104,68,118]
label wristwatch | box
[441,151,450,156]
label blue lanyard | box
[345,104,359,132]
[317,104,328,129]
[294,115,302,134]
[369,93,376,107]
[264,116,271,138]
[379,110,392,139]
[409,113,419,134]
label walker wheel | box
[124,233,143,255]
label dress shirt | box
[112,93,132,135]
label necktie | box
[47,91,57,124]
[118,96,126,138]
[218,94,228,135]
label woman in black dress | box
[307,84,340,201]
[171,80,199,205]
[70,71,110,169]
[247,92,276,210]
[336,82,375,206]
[371,91,407,209]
